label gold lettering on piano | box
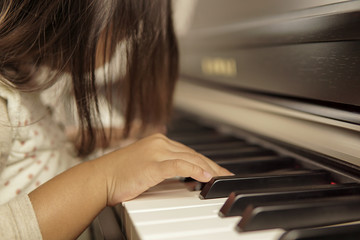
[201,57,237,77]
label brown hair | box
[0,0,179,155]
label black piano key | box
[167,118,205,131]
[167,128,217,139]
[171,133,238,145]
[218,156,299,175]
[181,155,289,184]
[279,223,360,240]
[200,146,276,160]
[168,128,212,137]
[200,170,331,199]
[237,195,360,232]
[220,183,360,217]
[188,140,248,152]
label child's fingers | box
[157,159,213,183]
[164,140,234,176]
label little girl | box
[0,0,230,239]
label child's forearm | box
[29,160,107,240]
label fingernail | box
[203,171,213,180]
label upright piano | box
[93,1,360,239]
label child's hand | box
[96,133,232,206]
[29,133,231,239]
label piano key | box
[167,228,284,240]
[170,133,238,145]
[188,140,248,151]
[200,146,277,160]
[218,156,299,175]
[279,222,360,240]
[182,156,299,184]
[134,215,245,240]
[167,118,206,131]
[136,215,240,240]
[200,170,331,199]
[220,183,360,217]
[117,179,284,240]
[167,128,217,139]
[237,195,360,232]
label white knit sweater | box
[0,83,79,239]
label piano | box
[92,1,360,239]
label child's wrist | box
[86,159,109,208]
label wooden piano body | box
[93,1,360,239]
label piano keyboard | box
[108,117,360,240]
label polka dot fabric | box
[0,84,79,204]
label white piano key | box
[131,204,225,225]
[120,179,285,240]
[126,193,224,209]
[140,216,240,240]
[137,215,284,240]
[123,180,225,214]
[164,228,285,240]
